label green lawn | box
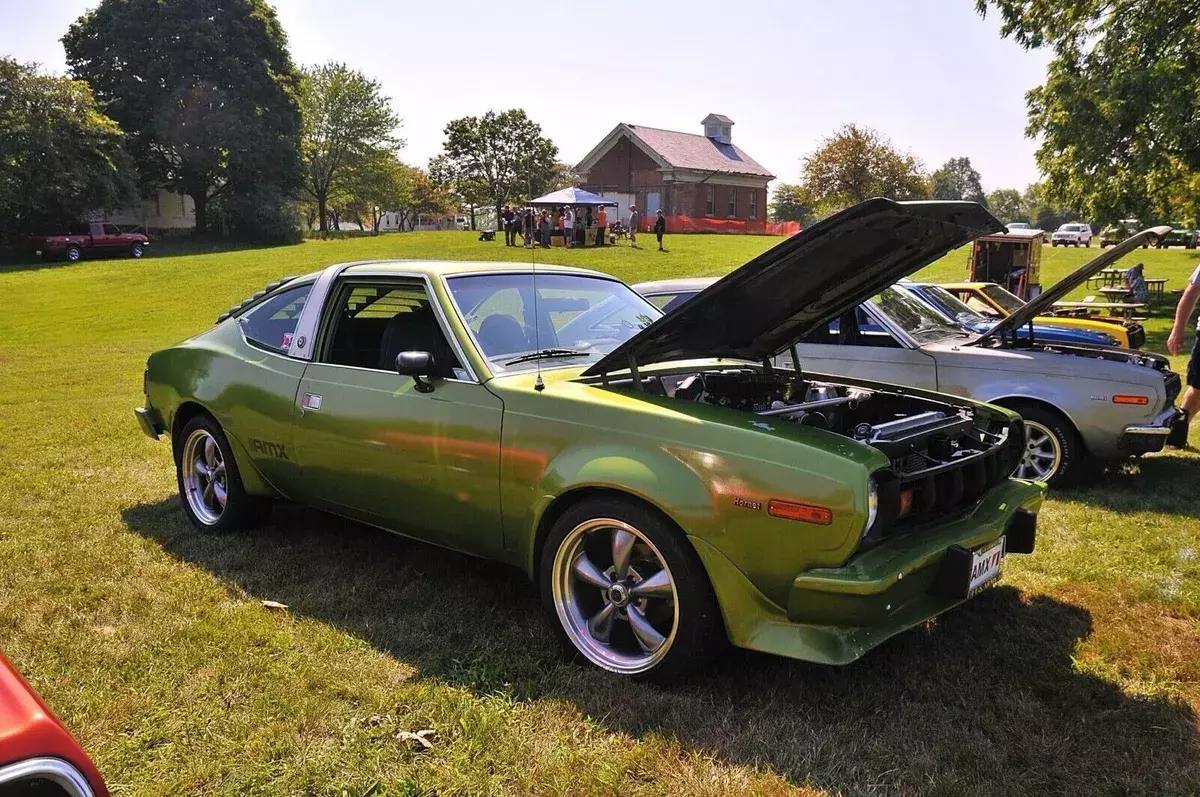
[1,232,1197,796]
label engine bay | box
[598,366,1019,483]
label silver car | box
[634,226,1184,486]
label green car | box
[1100,219,1145,248]
[1155,221,1197,249]
[135,199,1045,681]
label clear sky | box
[1,0,1052,192]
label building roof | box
[575,123,775,180]
[701,113,734,125]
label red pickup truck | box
[30,222,150,262]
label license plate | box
[968,538,1006,594]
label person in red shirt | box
[595,206,607,246]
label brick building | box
[574,114,775,229]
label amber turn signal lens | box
[1112,395,1149,405]
[898,489,913,518]
[768,499,833,525]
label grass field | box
[1,232,1198,796]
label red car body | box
[0,651,108,796]
[28,221,150,262]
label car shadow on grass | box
[121,498,1200,796]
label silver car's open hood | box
[974,226,1171,344]
[583,198,1002,376]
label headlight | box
[866,476,879,531]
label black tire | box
[173,414,264,532]
[1006,402,1083,487]
[1084,239,1091,247]
[131,242,144,258]
[539,496,723,683]
[65,245,82,262]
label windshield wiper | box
[504,348,593,366]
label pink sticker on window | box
[282,332,294,348]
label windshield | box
[446,273,661,372]
[979,283,1025,314]
[917,285,984,322]
[870,287,968,342]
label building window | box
[749,190,757,219]
[705,186,715,216]
[728,187,737,217]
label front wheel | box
[1084,239,1091,247]
[1008,403,1081,486]
[65,245,82,262]
[540,497,721,682]
[174,415,263,531]
[131,242,144,258]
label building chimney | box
[701,114,733,145]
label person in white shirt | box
[563,206,574,247]
[1166,262,1200,443]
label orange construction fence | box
[638,214,801,237]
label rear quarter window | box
[236,284,312,354]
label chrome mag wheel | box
[1017,419,1062,481]
[181,428,228,525]
[551,518,679,674]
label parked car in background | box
[1051,223,1093,247]
[1100,219,1145,247]
[895,281,1121,348]
[636,225,1184,487]
[28,221,150,262]
[136,199,1046,680]
[1005,222,1030,231]
[941,281,1145,349]
[0,651,109,796]
[1154,221,1197,249]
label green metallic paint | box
[138,260,1048,667]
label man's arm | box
[1168,282,1200,355]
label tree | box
[548,161,582,191]
[930,157,987,205]
[0,59,134,237]
[430,109,558,226]
[299,63,402,234]
[800,124,929,214]
[978,0,1200,223]
[986,188,1025,222]
[62,0,302,235]
[768,183,816,224]
[344,151,414,232]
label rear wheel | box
[1007,402,1081,487]
[540,497,721,682]
[174,414,263,531]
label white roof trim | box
[574,123,671,173]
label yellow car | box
[941,282,1144,349]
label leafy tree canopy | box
[931,157,987,205]
[768,183,816,224]
[800,124,929,215]
[0,58,134,236]
[299,62,402,233]
[986,188,1025,223]
[430,109,558,222]
[978,0,1200,223]
[63,0,303,235]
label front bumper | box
[690,479,1046,666]
[134,406,164,440]
[1119,406,1183,455]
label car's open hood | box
[583,198,1002,376]
[974,225,1171,345]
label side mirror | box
[395,350,436,393]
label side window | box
[102,223,121,235]
[237,284,311,354]
[322,281,464,378]
[646,293,677,311]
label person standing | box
[563,205,574,247]
[595,205,607,246]
[523,207,535,248]
[628,204,640,247]
[501,205,514,246]
[654,208,666,251]
[1166,262,1200,444]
